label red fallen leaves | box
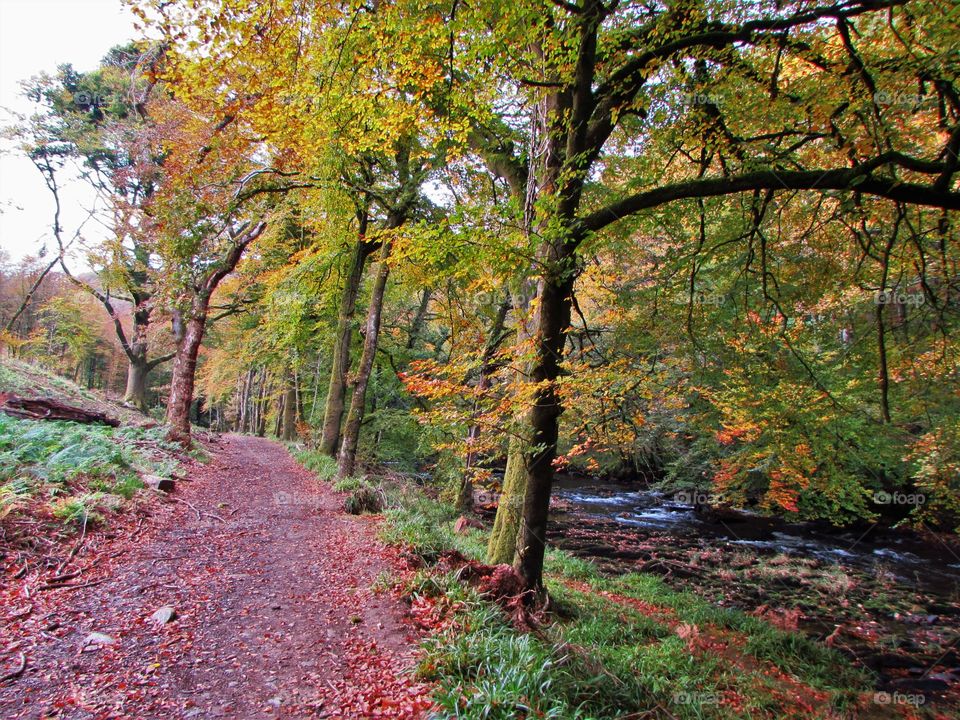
[315,637,433,719]
[425,551,552,631]
[1,437,441,720]
[446,554,526,600]
[407,594,451,632]
[751,604,803,631]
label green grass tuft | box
[292,448,339,481]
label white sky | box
[0,0,139,269]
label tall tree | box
[12,44,174,410]
[444,0,960,593]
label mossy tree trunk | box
[319,218,377,456]
[336,238,393,478]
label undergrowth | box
[0,414,183,525]
[381,493,875,719]
[294,447,386,514]
[292,448,339,481]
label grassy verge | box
[0,413,185,526]
[293,449,882,719]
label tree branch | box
[579,164,960,236]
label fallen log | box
[0,393,120,427]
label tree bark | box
[486,435,528,563]
[336,239,392,478]
[282,371,297,441]
[166,312,208,443]
[513,269,575,592]
[124,357,149,412]
[256,368,270,437]
[460,295,510,515]
[319,233,377,456]
[165,221,266,443]
[122,305,155,411]
[406,288,432,350]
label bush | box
[344,484,384,514]
[377,483,870,719]
[51,493,104,525]
[333,475,364,492]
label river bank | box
[500,476,960,708]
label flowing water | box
[549,475,960,595]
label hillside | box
[0,358,195,573]
[0,358,153,427]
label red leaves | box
[316,636,432,719]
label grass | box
[291,448,339,481]
[0,412,183,526]
[294,447,390,514]
[0,358,99,402]
[333,475,365,492]
[377,490,876,720]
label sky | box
[0,0,139,269]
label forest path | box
[1,435,431,719]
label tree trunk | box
[124,357,149,412]
[875,300,891,424]
[486,435,528,563]
[122,305,153,411]
[164,221,266,444]
[406,288,432,349]
[238,368,253,432]
[256,368,270,437]
[337,240,392,478]
[166,313,208,443]
[319,234,376,456]
[512,270,574,592]
[282,372,297,441]
[460,295,511,515]
[485,284,536,564]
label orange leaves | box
[767,469,802,514]
[714,423,760,446]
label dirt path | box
[0,435,432,719]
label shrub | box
[333,475,364,493]
[344,484,383,514]
[51,493,103,525]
